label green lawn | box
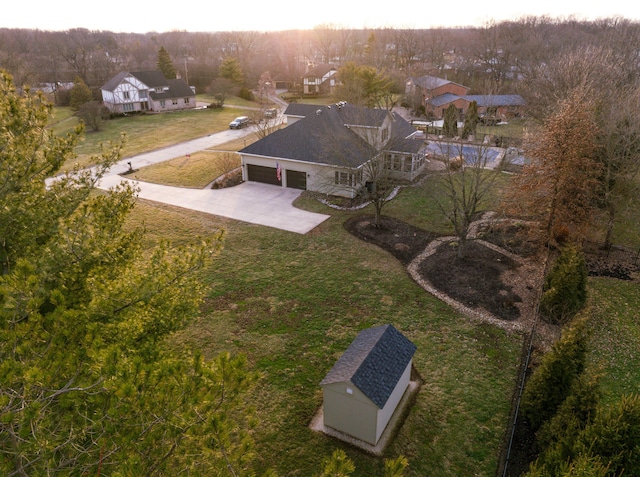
[50,103,255,171]
[587,277,640,405]
[126,150,241,188]
[131,184,523,476]
[59,99,639,475]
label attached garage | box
[247,164,281,186]
[286,170,307,190]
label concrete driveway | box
[95,125,331,234]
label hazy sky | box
[3,0,639,32]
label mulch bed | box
[343,212,639,477]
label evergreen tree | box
[520,317,590,432]
[461,100,479,139]
[157,46,177,79]
[0,70,257,475]
[69,75,93,111]
[443,104,459,137]
[540,244,588,324]
[219,56,244,85]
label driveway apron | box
[96,127,330,234]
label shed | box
[320,324,416,445]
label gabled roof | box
[101,71,131,92]
[130,70,170,88]
[101,70,172,92]
[320,324,416,409]
[428,94,525,108]
[408,75,467,92]
[243,103,423,168]
[428,92,463,107]
[305,63,337,78]
[241,104,376,168]
[101,70,194,100]
[284,103,325,118]
[464,94,525,107]
[149,78,195,100]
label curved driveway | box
[97,125,331,234]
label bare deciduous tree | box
[429,139,504,258]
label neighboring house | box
[427,93,526,121]
[406,74,525,120]
[320,324,417,446]
[405,74,470,102]
[239,102,429,198]
[101,70,196,114]
[303,64,338,95]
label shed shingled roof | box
[320,324,416,409]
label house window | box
[334,170,360,187]
[160,100,166,108]
[184,97,190,104]
[155,87,163,93]
[139,90,148,99]
[382,127,389,142]
[123,91,130,100]
[123,103,134,112]
[403,156,412,172]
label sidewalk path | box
[97,123,331,235]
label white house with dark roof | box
[238,102,428,198]
[101,70,196,114]
[320,324,416,445]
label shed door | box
[247,164,281,185]
[286,170,307,190]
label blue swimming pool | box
[426,142,502,165]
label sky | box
[2,0,640,33]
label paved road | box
[96,120,331,235]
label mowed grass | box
[129,184,524,477]
[587,278,640,405]
[50,103,254,171]
[127,150,241,188]
[57,98,639,474]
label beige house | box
[101,70,196,114]
[320,324,416,445]
[238,103,428,198]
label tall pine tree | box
[157,46,177,79]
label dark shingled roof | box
[320,324,416,409]
[101,71,193,99]
[428,93,525,108]
[408,74,468,92]
[245,103,423,167]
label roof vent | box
[316,109,323,115]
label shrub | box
[540,245,588,324]
[576,394,640,476]
[521,317,590,432]
[238,87,254,101]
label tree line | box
[2,16,640,102]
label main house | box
[101,70,196,114]
[406,74,525,121]
[238,102,429,198]
[320,324,416,446]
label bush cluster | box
[540,244,588,324]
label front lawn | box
[51,103,256,171]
